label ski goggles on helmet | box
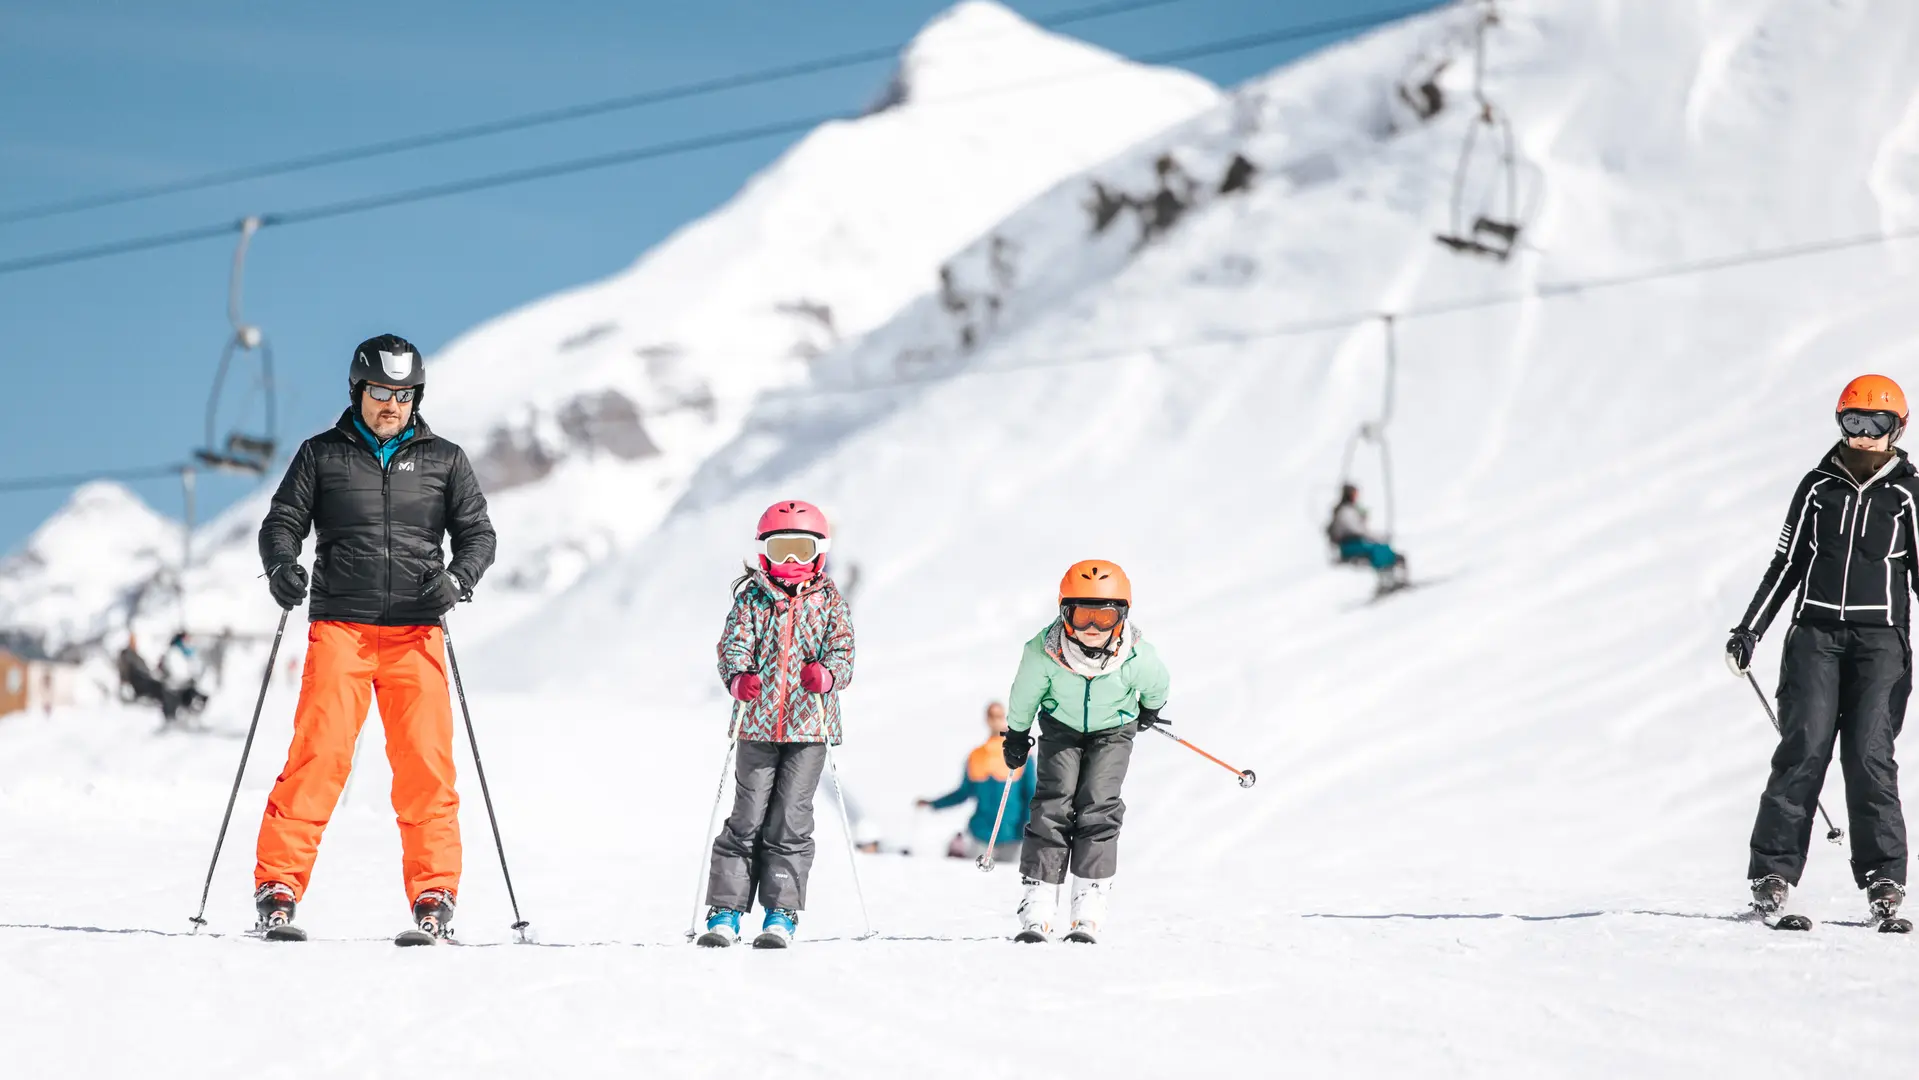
[363,384,418,403]
[759,531,830,564]
[1839,409,1902,439]
[1061,601,1127,632]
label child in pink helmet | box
[698,500,856,948]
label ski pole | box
[189,609,288,932]
[818,694,875,939]
[441,616,534,942]
[1148,725,1257,788]
[1742,669,1843,845]
[976,776,1016,872]
[687,700,745,941]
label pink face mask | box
[763,556,818,583]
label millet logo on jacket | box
[397,461,415,471]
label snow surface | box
[10,0,1919,1075]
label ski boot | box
[754,908,798,949]
[397,888,456,946]
[1867,879,1911,934]
[253,882,305,941]
[1064,879,1111,944]
[1015,877,1056,943]
[1750,874,1809,930]
[697,907,742,948]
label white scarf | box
[1049,620,1140,678]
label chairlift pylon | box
[1435,3,1526,262]
[195,216,278,475]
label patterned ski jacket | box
[716,568,855,743]
[1738,444,1919,637]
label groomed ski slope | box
[12,0,1919,1075]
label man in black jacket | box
[1729,373,1919,926]
[250,333,496,941]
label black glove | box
[1002,728,1033,770]
[1137,703,1168,731]
[1726,629,1758,674]
[267,563,308,610]
[423,570,470,615]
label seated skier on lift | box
[1327,484,1408,591]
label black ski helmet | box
[348,333,425,406]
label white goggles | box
[758,532,831,564]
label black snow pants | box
[707,741,827,912]
[1748,623,1910,887]
[1020,716,1136,885]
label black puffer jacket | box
[259,411,496,626]
[1739,444,1919,636]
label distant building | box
[0,634,83,719]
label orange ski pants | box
[255,621,461,902]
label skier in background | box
[1327,483,1409,592]
[917,701,1035,865]
[700,499,856,949]
[251,333,496,943]
[1727,374,1917,929]
[1003,560,1170,943]
[158,631,209,721]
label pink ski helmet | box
[757,499,830,540]
[756,499,831,582]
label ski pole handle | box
[977,777,1017,873]
[1149,726,1256,788]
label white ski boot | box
[1064,878,1111,943]
[1015,877,1056,943]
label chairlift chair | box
[1435,103,1524,261]
[194,217,277,476]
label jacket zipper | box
[774,599,796,742]
[1081,677,1092,735]
[1839,494,1856,614]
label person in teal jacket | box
[918,702,1036,865]
[1002,560,1170,944]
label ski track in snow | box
[15,0,1919,1074]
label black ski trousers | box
[1749,623,1910,887]
[707,741,827,912]
[1020,717,1135,885]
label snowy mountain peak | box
[878,0,1139,109]
[0,481,182,649]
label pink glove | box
[729,673,763,701]
[800,662,834,695]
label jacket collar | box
[1816,441,1911,490]
[333,408,433,446]
[745,564,831,602]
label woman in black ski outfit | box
[1727,374,1919,927]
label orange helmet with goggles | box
[1836,375,1909,442]
[1059,560,1130,636]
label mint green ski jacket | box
[1006,620,1170,735]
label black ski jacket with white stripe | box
[1738,445,1919,637]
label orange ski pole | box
[1148,726,1256,788]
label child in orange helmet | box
[1001,560,1170,943]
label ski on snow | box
[254,924,308,942]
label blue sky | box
[0,0,1418,553]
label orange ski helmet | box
[1059,560,1131,606]
[1837,375,1909,419]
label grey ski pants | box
[1749,623,1910,887]
[1020,717,1136,885]
[707,740,827,912]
